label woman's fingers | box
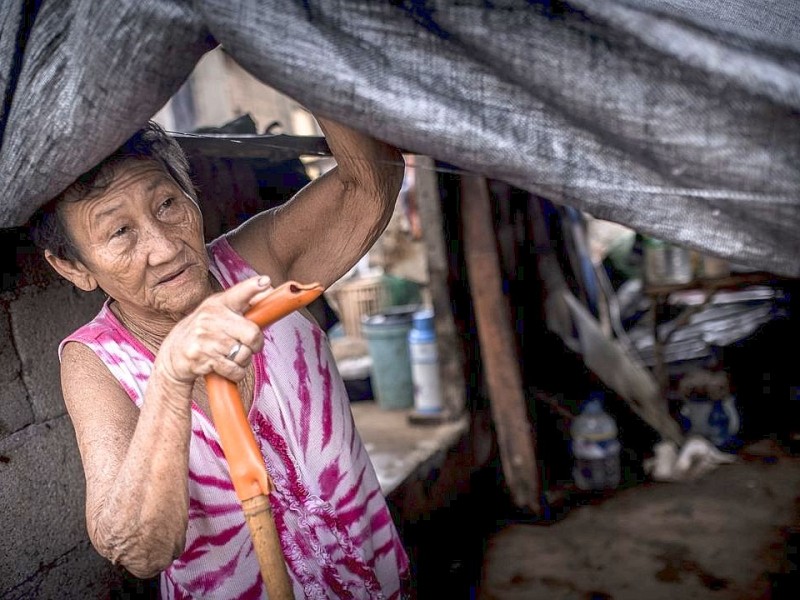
[223,340,253,367]
[215,351,250,382]
[224,341,244,362]
[248,286,277,309]
[212,317,264,355]
[218,275,271,314]
[173,338,252,382]
[156,275,273,385]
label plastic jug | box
[571,393,621,491]
[408,308,443,414]
[679,396,740,448]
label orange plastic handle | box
[205,281,324,501]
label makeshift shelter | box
[1,1,799,597]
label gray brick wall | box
[0,246,123,598]
[0,308,33,436]
[9,280,107,422]
[0,418,116,597]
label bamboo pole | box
[204,281,324,600]
[204,375,293,600]
[242,496,294,599]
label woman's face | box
[58,159,211,322]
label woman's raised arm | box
[229,117,405,288]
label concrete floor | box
[349,401,470,495]
[479,439,800,600]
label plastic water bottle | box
[571,393,621,490]
[408,308,443,414]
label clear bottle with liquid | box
[571,393,621,491]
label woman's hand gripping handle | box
[203,281,324,501]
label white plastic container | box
[408,308,443,414]
[571,394,621,490]
[643,236,693,285]
[680,396,739,448]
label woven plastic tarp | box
[1,1,798,275]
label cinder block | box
[0,304,34,436]
[9,282,105,421]
[0,417,99,590]
[1,541,121,600]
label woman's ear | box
[44,250,98,291]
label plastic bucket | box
[361,306,416,410]
[381,274,422,307]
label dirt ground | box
[478,439,800,600]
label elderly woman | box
[31,118,409,598]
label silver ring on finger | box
[225,342,243,362]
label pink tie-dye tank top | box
[60,235,409,599]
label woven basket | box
[335,276,388,339]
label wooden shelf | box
[643,271,783,297]
[644,270,794,396]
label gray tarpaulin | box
[1,1,798,275]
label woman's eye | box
[111,226,129,238]
[161,197,175,210]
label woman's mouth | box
[158,266,189,285]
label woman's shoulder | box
[60,335,140,419]
[60,300,150,358]
[59,301,151,407]
[207,231,286,288]
[207,234,253,289]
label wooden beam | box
[172,132,330,160]
[460,174,540,512]
[412,155,466,418]
[642,271,783,297]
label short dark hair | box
[29,121,195,261]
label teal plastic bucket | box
[362,307,416,410]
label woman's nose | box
[142,220,181,265]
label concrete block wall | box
[0,237,125,598]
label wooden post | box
[460,174,540,512]
[413,155,466,418]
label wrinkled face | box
[59,159,211,322]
